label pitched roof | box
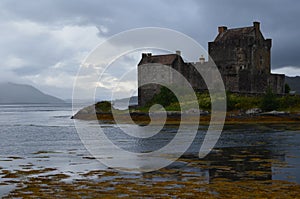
[138,54,180,66]
[214,26,255,42]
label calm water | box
[0,104,299,196]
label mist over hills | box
[0,82,65,104]
[285,76,300,94]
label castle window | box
[260,55,263,65]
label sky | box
[1,0,300,100]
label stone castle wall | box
[138,22,285,106]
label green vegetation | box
[137,86,300,112]
[226,92,260,111]
[285,83,291,94]
[277,95,300,111]
[86,87,299,114]
[260,88,279,111]
[95,101,113,113]
[146,87,179,108]
[138,87,212,112]
[225,89,300,112]
[226,91,300,112]
[197,92,212,110]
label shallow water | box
[0,104,299,197]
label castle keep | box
[138,22,285,106]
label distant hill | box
[285,76,300,94]
[112,96,138,110]
[0,82,65,104]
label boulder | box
[245,108,262,115]
[260,110,288,116]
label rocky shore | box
[71,105,300,125]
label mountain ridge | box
[0,82,65,104]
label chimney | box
[176,50,181,56]
[142,53,152,58]
[253,21,260,31]
[199,55,205,64]
[218,26,227,34]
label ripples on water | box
[0,104,299,197]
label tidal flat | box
[1,146,300,198]
[1,104,300,198]
[1,124,300,198]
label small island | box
[73,22,300,127]
[72,89,300,128]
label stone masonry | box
[138,22,285,106]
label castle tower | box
[208,22,283,93]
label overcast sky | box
[1,0,300,99]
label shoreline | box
[71,111,300,126]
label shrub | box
[146,86,179,108]
[277,95,300,111]
[139,86,300,113]
[285,83,291,94]
[260,88,279,111]
[197,92,211,110]
[95,101,113,112]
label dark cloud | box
[1,0,299,69]
[1,0,300,98]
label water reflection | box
[1,122,300,197]
[73,122,300,181]
[204,147,272,181]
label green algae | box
[5,177,300,198]
[2,143,300,198]
[2,162,300,199]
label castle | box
[138,22,285,106]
